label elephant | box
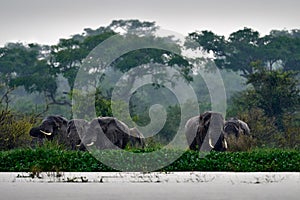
[80,117,143,149]
[223,118,251,151]
[128,127,145,149]
[66,119,90,150]
[29,115,69,146]
[185,111,227,151]
[224,118,250,137]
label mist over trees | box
[0,19,299,150]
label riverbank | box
[0,172,299,184]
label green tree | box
[108,19,158,36]
[50,31,116,89]
[229,64,299,130]
[187,28,300,75]
[187,28,261,76]
[50,19,160,90]
[246,65,299,129]
[0,43,63,108]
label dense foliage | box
[0,147,299,172]
[0,19,299,151]
[187,28,300,75]
[0,110,33,150]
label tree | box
[187,28,300,76]
[246,65,299,129]
[50,31,116,88]
[262,33,300,71]
[108,19,158,36]
[0,43,70,113]
[227,67,300,147]
[50,19,159,89]
[228,62,299,132]
[52,20,192,99]
[187,28,261,76]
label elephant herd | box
[29,116,146,150]
[29,111,250,151]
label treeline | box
[0,19,299,150]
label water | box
[1,181,299,200]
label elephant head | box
[66,119,90,150]
[224,118,250,138]
[81,117,131,149]
[185,111,227,151]
[29,115,68,142]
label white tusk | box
[86,142,95,147]
[40,130,52,136]
[224,139,228,149]
[76,144,81,147]
[209,138,214,149]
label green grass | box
[0,147,299,172]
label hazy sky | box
[0,0,299,46]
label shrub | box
[0,147,299,172]
[276,114,300,149]
[226,134,255,152]
[235,108,300,149]
[0,110,34,150]
[236,108,280,148]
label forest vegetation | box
[0,19,299,157]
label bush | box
[0,147,299,172]
[233,108,300,150]
[231,108,280,148]
[0,110,34,150]
[276,114,300,149]
[226,134,255,152]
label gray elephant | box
[29,115,69,146]
[185,111,227,151]
[128,127,145,149]
[80,117,134,149]
[66,119,90,150]
[224,118,250,137]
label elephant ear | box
[200,112,212,127]
[98,117,113,132]
[44,115,60,128]
[130,127,144,138]
[238,120,250,135]
[91,118,104,131]
[67,119,78,136]
[53,116,68,128]
[185,116,200,141]
[112,118,130,134]
[55,116,68,126]
[67,120,74,133]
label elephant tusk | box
[40,130,52,136]
[209,138,214,149]
[86,142,95,147]
[76,141,82,147]
[224,139,228,149]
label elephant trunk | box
[202,112,225,151]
